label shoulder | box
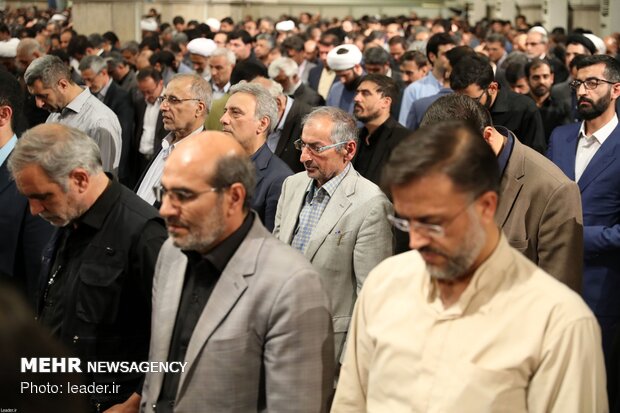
[265,151,293,178]
[117,183,164,223]
[550,122,580,141]
[515,142,577,189]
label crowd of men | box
[1,5,620,412]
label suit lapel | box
[496,139,525,227]
[280,175,310,244]
[177,220,265,397]
[0,162,13,195]
[578,126,620,192]
[275,101,299,156]
[557,124,580,181]
[304,169,355,260]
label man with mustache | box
[9,123,167,412]
[135,73,210,206]
[140,131,334,412]
[332,121,606,412]
[548,54,620,372]
[525,58,571,142]
[273,106,393,368]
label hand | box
[103,393,141,413]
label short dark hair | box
[426,32,456,62]
[102,31,119,47]
[382,121,500,197]
[359,74,398,103]
[230,61,268,85]
[137,66,163,83]
[388,35,407,49]
[505,62,527,85]
[149,50,175,67]
[445,46,476,69]
[139,35,161,51]
[574,54,620,83]
[363,46,390,65]
[319,31,342,47]
[400,50,428,67]
[421,94,494,135]
[227,30,252,45]
[87,33,105,49]
[0,70,26,135]
[450,54,495,91]
[221,17,234,26]
[281,35,305,52]
[485,33,506,45]
[524,57,553,78]
[67,35,90,58]
[172,16,185,25]
[210,153,256,212]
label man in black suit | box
[252,76,313,173]
[451,54,547,154]
[133,67,167,187]
[221,82,292,231]
[268,57,325,107]
[79,55,135,185]
[353,74,410,186]
[0,69,53,308]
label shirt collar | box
[309,162,351,198]
[495,126,515,176]
[77,174,118,230]
[578,113,619,145]
[63,87,91,115]
[98,78,113,99]
[213,81,231,94]
[0,134,18,167]
[276,96,294,131]
[161,125,205,158]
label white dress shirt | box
[139,99,162,156]
[575,114,618,182]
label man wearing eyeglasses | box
[273,106,393,368]
[548,54,620,372]
[135,73,210,206]
[140,131,334,413]
[451,54,547,154]
[332,121,606,412]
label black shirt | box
[157,212,254,412]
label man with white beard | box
[332,121,607,413]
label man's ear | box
[257,116,271,135]
[68,168,90,193]
[0,105,13,128]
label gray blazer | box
[273,166,394,361]
[140,215,335,412]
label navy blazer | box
[251,143,293,232]
[548,122,620,317]
[0,161,54,308]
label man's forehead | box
[357,81,379,93]
[576,63,606,79]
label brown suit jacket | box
[497,134,583,292]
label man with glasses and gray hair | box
[273,106,393,369]
[332,121,606,412]
[135,73,211,206]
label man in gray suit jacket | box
[421,94,583,291]
[139,131,335,413]
[273,107,394,365]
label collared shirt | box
[398,71,442,125]
[495,126,515,177]
[136,126,204,205]
[318,67,336,100]
[47,88,122,171]
[0,134,17,167]
[97,78,113,102]
[211,81,231,102]
[139,98,162,156]
[291,163,350,252]
[575,114,618,182]
[267,96,294,153]
[333,234,607,412]
[156,212,254,413]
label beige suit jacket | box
[140,216,335,412]
[497,136,583,292]
[273,166,394,361]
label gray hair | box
[169,73,213,114]
[229,82,278,134]
[121,41,139,55]
[24,55,72,87]
[172,32,188,44]
[256,33,275,49]
[16,38,45,58]
[211,47,236,65]
[528,26,548,44]
[210,153,256,212]
[8,124,103,192]
[268,57,298,79]
[255,77,284,98]
[302,106,358,145]
[78,55,108,74]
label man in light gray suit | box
[139,131,335,413]
[273,107,394,366]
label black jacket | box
[103,82,135,185]
[274,99,313,173]
[38,178,167,407]
[293,82,325,107]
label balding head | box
[159,131,256,253]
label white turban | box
[206,18,221,32]
[187,38,217,57]
[327,44,363,71]
[0,38,19,58]
[140,18,158,32]
[275,20,295,32]
[583,34,607,55]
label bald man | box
[139,131,335,413]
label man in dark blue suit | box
[221,82,292,231]
[547,55,620,363]
[0,69,53,307]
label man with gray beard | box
[332,122,607,412]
